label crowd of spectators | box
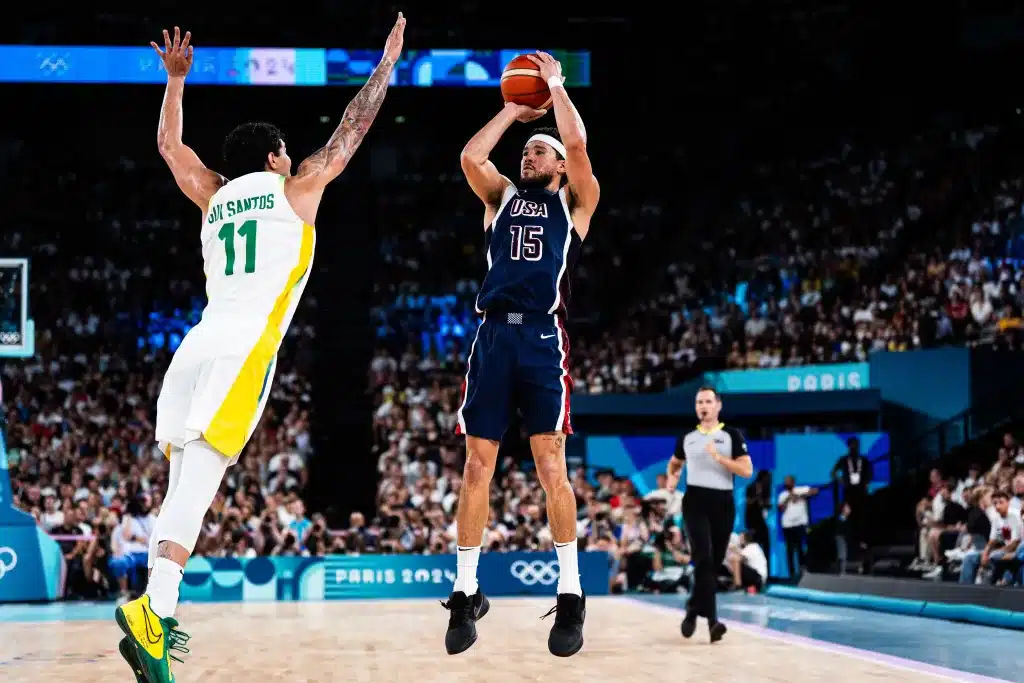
[913,432,1024,586]
[374,123,1024,395]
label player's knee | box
[531,434,568,491]
[463,438,498,490]
[155,438,230,554]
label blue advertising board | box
[586,431,890,579]
[180,551,610,602]
[0,46,590,87]
[0,429,66,603]
[706,362,870,394]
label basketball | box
[500,55,552,110]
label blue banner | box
[0,46,590,87]
[180,551,610,602]
[0,429,66,603]
[586,431,890,580]
[706,362,869,393]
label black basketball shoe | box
[680,610,698,639]
[441,590,490,655]
[709,621,728,643]
[543,592,586,657]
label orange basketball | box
[500,55,552,110]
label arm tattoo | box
[298,58,394,176]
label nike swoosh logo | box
[141,604,163,646]
[540,333,557,339]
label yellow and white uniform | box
[155,172,315,464]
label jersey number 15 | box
[218,220,257,276]
[510,225,543,262]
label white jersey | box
[155,171,315,461]
[199,171,315,340]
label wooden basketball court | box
[0,596,1003,682]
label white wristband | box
[547,76,565,90]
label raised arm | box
[150,28,226,210]
[290,14,405,201]
[529,52,600,219]
[460,106,517,212]
[460,102,546,223]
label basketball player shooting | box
[445,51,600,658]
[114,18,404,683]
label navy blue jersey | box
[475,184,583,317]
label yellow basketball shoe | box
[114,595,191,683]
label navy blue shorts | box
[456,311,573,442]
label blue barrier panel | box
[767,586,1024,630]
[180,551,611,602]
[0,525,66,603]
[858,594,925,616]
[0,429,66,603]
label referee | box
[666,386,753,643]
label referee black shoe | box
[441,590,490,655]
[709,621,727,643]
[680,611,698,639]
[543,591,586,657]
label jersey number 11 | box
[218,220,258,276]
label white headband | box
[526,133,566,159]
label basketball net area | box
[0,258,34,363]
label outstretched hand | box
[526,51,564,86]
[150,27,193,78]
[382,12,406,64]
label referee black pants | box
[683,485,735,624]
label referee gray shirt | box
[673,423,749,491]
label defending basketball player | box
[114,19,404,683]
[444,51,600,658]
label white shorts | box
[155,322,278,466]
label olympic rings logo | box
[510,560,559,586]
[0,547,17,580]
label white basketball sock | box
[453,546,481,596]
[555,540,582,596]
[146,557,184,618]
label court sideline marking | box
[625,597,1012,683]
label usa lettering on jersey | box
[509,198,549,218]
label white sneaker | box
[923,565,944,580]
[945,549,966,561]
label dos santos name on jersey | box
[206,192,277,224]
